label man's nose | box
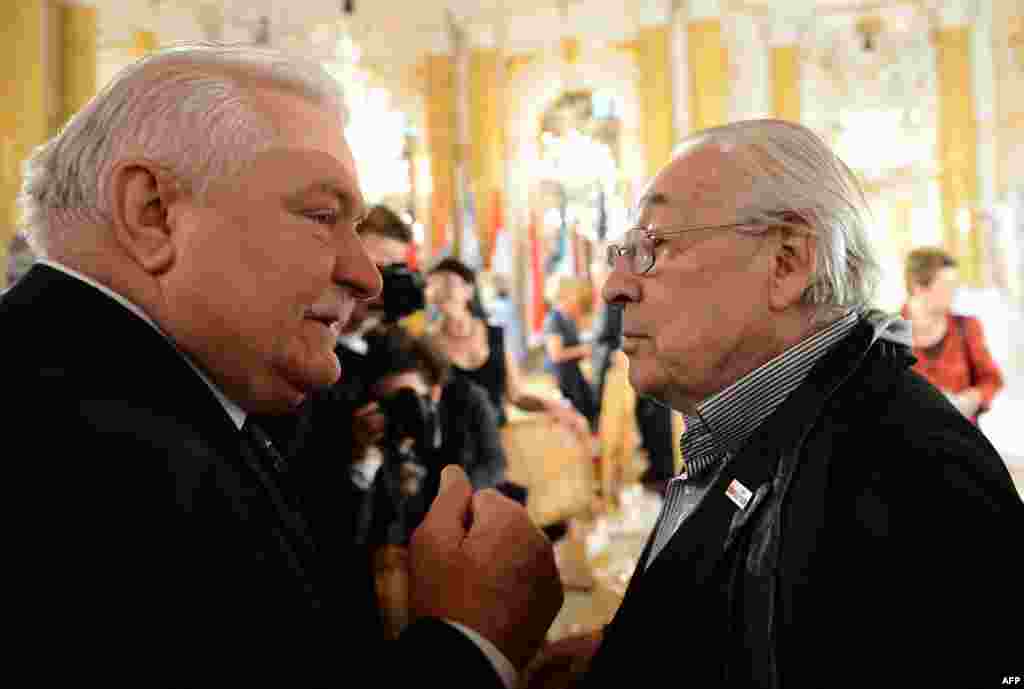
[334,230,382,302]
[602,264,640,306]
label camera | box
[375,263,426,324]
[376,387,440,465]
[374,387,441,544]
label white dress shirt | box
[38,259,517,687]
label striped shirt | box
[645,309,860,568]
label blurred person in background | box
[903,247,1004,423]
[544,275,599,431]
[425,257,587,436]
[5,233,35,290]
[483,271,527,366]
[353,324,509,546]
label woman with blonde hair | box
[544,274,598,431]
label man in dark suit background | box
[5,43,561,686]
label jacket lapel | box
[621,318,895,597]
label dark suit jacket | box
[438,375,507,491]
[589,302,622,412]
[584,316,1023,688]
[5,265,503,687]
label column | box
[60,3,98,130]
[934,1,982,286]
[0,1,47,288]
[728,11,770,122]
[670,1,691,140]
[635,0,675,180]
[767,7,807,123]
[686,0,728,133]
[469,34,506,267]
[970,0,997,286]
[422,29,457,260]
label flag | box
[528,210,547,336]
[490,199,514,278]
[405,240,419,271]
[486,190,504,270]
[461,188,484,271]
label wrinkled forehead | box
[633,142,761,227]
[247,147,356,185]
[226,147,364,211]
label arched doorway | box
[505,49,642,342]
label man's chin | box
[273,353,341,402]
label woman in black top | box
[543,276,598,431]
[424,258,587,434]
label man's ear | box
[768,227,817,311]
[108,159,180,274]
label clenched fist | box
[409,465,565,670]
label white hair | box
[675,119,880,319]
[19,42,348,256]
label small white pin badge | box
[725,479,753,510]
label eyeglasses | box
[606,222,761,275]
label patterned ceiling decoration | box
[801,3,939,184]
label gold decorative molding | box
[132,30,158,58]
[561,36,580,66]
[612,39,640,57]
[1010,15,1023,73]
[505,53,536,78]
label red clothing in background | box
[909,312,1004,413]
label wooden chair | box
[502,414,595,528]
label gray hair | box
[675,119,880,320]
[19,42,347,256]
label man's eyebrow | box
[638,192,671,207]
[286,181,367,219]
[631,191,672,221]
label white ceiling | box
[94,0,914,67]
[88,0,955,119]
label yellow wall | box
[1,1,46,286]
[60,5,98,131]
